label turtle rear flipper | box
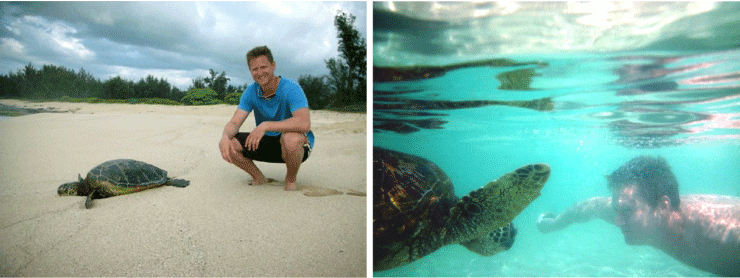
[444,163,550,244]
[168,179,190,188]
[461,222,517,256]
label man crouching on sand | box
[219,45,314,191]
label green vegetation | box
[224,92,241,105]
[55,96,182,105]
[298,74,332,110]
[0,11,366,111]
[180,88,223,105]
[324,11,366,110]
[0,64,102,100]
[297,11,367,112]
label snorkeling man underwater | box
[536,156,740,276]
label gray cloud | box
[0,1,367,89]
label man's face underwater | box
[612,184,663,245]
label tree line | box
[0,11,365,111]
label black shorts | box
[234,132,311,163]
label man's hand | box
[219,135,238,164]
[245,123,269,151]
[220,109,249,163]
[536,212,557,233]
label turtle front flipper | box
[443,163,550,244]
[85,190,97,209]
[461,222,517,256]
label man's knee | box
[280,132,305,152]
[230,138,245,152]
[227,138,247,162]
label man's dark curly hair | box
[606,156,681,210]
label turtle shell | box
[373,147,459,267]
[85,159,170,197]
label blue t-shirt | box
[237,77,314,148]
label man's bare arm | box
[256,108,311,133]
[537,197,616,233]
[219,109,249,162]
[244,108,310,151]
[223,109,249,139]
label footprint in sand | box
[301,185,366,197]
[344,189,367,197]
[301,185,343,197]
[248,178,279,186]
[249,179,366,197]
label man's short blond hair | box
[246,46,274,67]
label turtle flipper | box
[461,222,517,256]
[168,179,190,188]
[85,190,96,209]
[444,163,550,244]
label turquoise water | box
[373,2,740,276]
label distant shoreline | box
[0,103,72,116]
[0,98,366,115]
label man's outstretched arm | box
[537,197,616,233]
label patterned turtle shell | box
[373,147,460,260]
[58,159,190,209]
[86,159,171,196]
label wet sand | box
[0,99,367,277]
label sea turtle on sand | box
[57,159,190,209]
[373,147,550,271]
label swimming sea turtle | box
[373,147,550,271]
[57,159,190,209]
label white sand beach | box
[0,99,367,277]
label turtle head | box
[443,163,550,244]
[58,174,84,196]
[461,222,517,256]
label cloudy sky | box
[0,1,367,90]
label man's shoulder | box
[280,77,301,89]
[241,83,262,99]
[682,194,740,206]
[246,82,260,92]
[278,77,306,100]
[237,83,260,111]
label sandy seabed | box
[0,99,367,277]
